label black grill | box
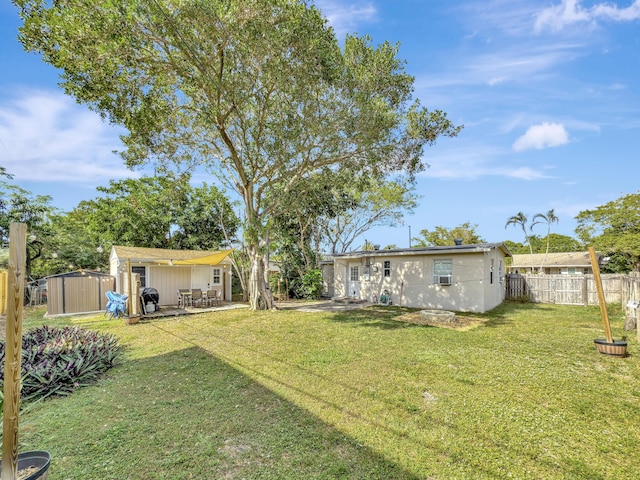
[141,287,159,305]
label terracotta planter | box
[594,338,628,357]
[124,315,140,325]
[0,450,51,480]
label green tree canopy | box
[16,0,460,308]
[48,176,238,274]
[503,234,582,255]
[318,175,418,254]
[575,192,640,272]
[0,181,57,278]
[413,222,485,247]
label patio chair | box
[191,288,204,307]
[105,291,128,318]
[206,289,218,307]
[177,289,192,308]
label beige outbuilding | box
[327,242,511,313]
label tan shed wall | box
[46,274,115,316]
[149,266,191,306]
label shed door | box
[348,265,360,298]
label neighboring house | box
[508,252,601,275]
[110,246,234,306]
[326,242,511,313]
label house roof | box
[46,269,113,279]
[331,243,511,260]
[510,251,598,268]
[111,246,233,265]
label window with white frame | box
[213,268,222,284]
[383,260,391,277]
[350,266,359,281]
[433,259,453,285]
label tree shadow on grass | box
[328,304,517,330]
[24,346,422,480]
[328,306,427,330]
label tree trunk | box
[247,246,276,310]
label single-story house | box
[508,251,602,275]
[326,242,511,313]
[110,246,234,306]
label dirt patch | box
[394,311,487,330]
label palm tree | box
[531,209,559,273]
[505,212,535,272]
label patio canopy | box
[171,249,233,266]
[112,246,234,266]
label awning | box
[172,249,233,266]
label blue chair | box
[105,291,128,318]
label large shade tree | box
[16,0,460,308]
[317,175,419,254]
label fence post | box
[0,270,7,315]
[2,223,27,480]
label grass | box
[11,302,640,479]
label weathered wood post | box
[588,246,612,342]
[589,246,627,356]
[2,223,27,480]
[0,270,7,315]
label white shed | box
[109,246,234,306]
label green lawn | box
[15,302,640,479]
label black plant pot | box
[594,338,628,357]
[0,450,51,480]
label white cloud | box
[535,0,640,32]
[507,166,550,180]
[313,0,377,38]
[418,143,551,181]
[512,122,569,151]
[0,89,134,184]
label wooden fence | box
[506,273,640,307]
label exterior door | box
[348,265,360,298]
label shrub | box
[296,268,323,300]
[0,326,122,403]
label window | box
[350,266,359,281]
[132,266,146,287]
[213,268,221,284]
[383,260,391,277]
[433,259,453,285]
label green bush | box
[296,268,323,300]
[0,326,122,403]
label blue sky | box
[1,0,639,250]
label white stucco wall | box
[332,246,508,313]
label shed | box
[109,246,234,306]
[46,270,115,317]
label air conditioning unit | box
[437,275,452,285]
